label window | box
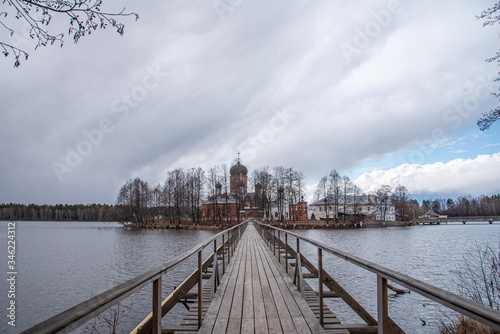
[319,207,322,212]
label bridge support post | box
[198,250,202,328]
[285,233,288,273]
[274,230,277,256]
[152,277,162,334]
[377,276,390,334]
[318,248,324,326]
[278,230,280,262]
[222,234,225,274]
[213,239,218,295]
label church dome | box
[230,161,248,176]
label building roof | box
[425,209,440,217]
[230,161,248,176]
[309,195,378,206]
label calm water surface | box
[0,221,498,333]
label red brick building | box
[289,199,308,221]
[201,157,265,225]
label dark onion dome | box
[216,182,222,188]
[230,161,248,176]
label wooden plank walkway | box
[172,223,346,334]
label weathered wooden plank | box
[255,317,269,334]
[197,239,245,334]
[210,317,228,334]
[250,236,267,320]
[241,318,255,334]
[226,318,242,333]
[254,236,280,320]
[267,318,284,334]
[256,232,327,334]
[242,236,254,320]
[229,236,248,320]
[160,325,198,333]
[280,316,299,334]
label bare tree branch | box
[477,1,500,130]
[0,0,138,67]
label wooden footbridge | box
[22,222,500,334]
[416,216,500,225]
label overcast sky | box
[1,0,499,205]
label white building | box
[309,195,396,222]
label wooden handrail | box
[21,222,247,334]
[255,222,500,331]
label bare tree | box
[393,185,411,221]
[477,2,500,130]
[349,183,364,225]
[315,175,329,224]
[341,175,350,225]
[442,242,500,333]
[1,0,138,67]
[186,168,204,226]
[207,166,220,226]
[374,184,392,224]
[329,169,341,225]
[172,169,186,227]
[116,177,149,226]
[456,243,500,310]
[251,166,272,221]
[273,166,287,221]
[221,164,229,225]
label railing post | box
[213,239,218,294]
[318,248,324,326]
[285,233,288,274]
[278,230,281,263]
[267,227,271,247]
[152,277,162,334]
[222,234,225,274]
[273,230,276,255]
[296,238,301,291]
[198,250,203,328]
[264,226,271,247]
[377,275,390,334]
[229,230,232,261]
[233,228,236,248]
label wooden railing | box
[255,222,500,333]
[21,222,248,334]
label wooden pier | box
[196,224,338,334]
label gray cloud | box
[1,0,499,204]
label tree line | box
[0,203,120,221]
[2,169,499,224]
[115,164,306,227]
[421,194,500,217]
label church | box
[201,156,265,225]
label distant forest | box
[421,194,500,217]
[0,203,123,222]
[1,193,499,223]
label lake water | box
[0,221,498,333]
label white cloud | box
[483,143,500,148]
[355,153,500,197]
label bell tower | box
[229,152,248,193]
